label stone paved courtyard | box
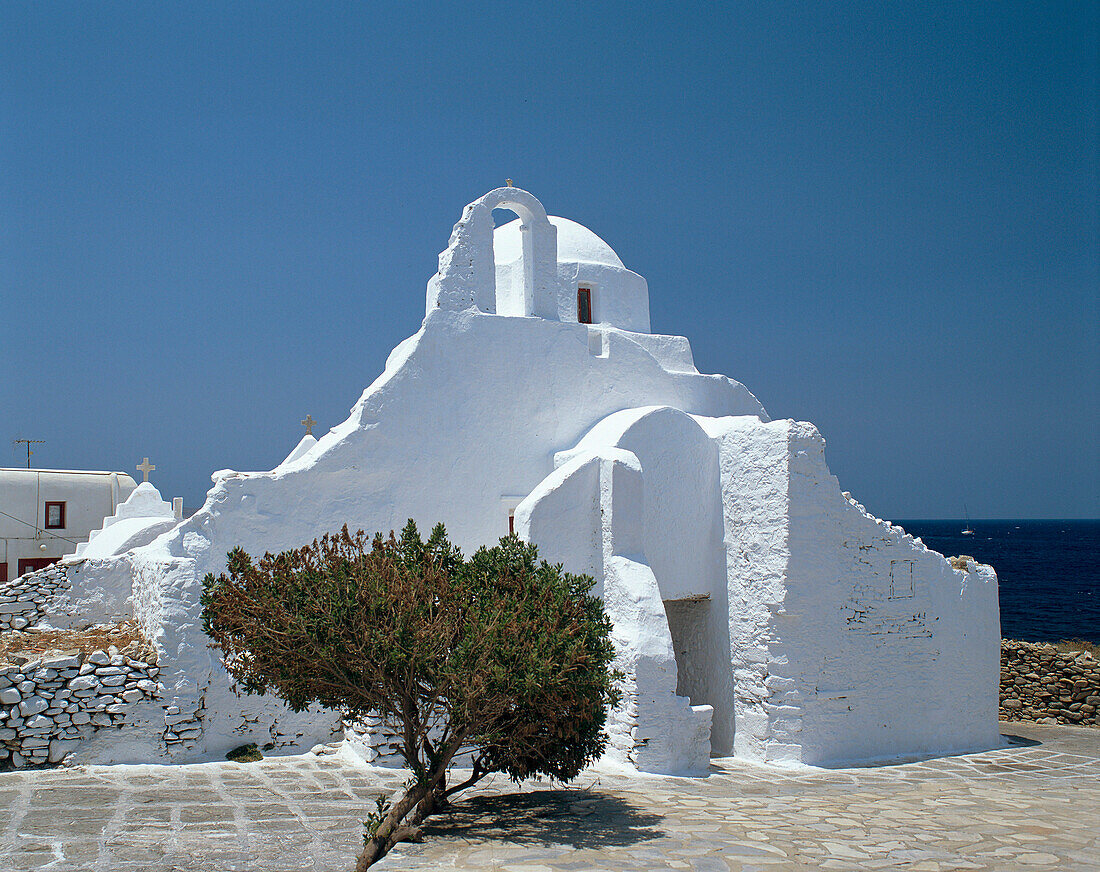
[0,723,1096,871]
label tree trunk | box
[356,783,428,871]
[355,733,467,870]
[442,760,487,801]
[410,783,438,826]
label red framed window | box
[45,501,66,529]
[0,562,6,583]
[508,512,515,535]
[577,287,592,324]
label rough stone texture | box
[1000,640,1099,726]
[0,643,161,768]
[343,715,405,767]
[0,724,1096,871]
[0,558,140,635]
[0,485,181,636]
[0,566,70,633]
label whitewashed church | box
[3,187,1001,771]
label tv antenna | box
[13,439,45,469]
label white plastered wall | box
[68,304,764,763]
[558,406,735,755]
[54,185,999,770]
[699,415,1001,765]
[527,407,1001,769]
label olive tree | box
[201,521,620,870]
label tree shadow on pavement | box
[422,788,664,849]
[1000,732,1041,747]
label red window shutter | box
[577,288,592,324]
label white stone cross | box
[136,457,155,483]
[301,415,317,436]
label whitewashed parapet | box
[0,558,135,633]
[0,565,72,633]
[0,644,162,768]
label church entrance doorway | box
[663,594,712,710]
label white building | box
[0,468,138,582]
[4,186,1001,771]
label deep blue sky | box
[2,2,1097,519]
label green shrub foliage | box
[201,521,620,869]
[225,742,262,763]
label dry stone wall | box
[0,565,70,632]
[0,642,162,768]
[1000,640,1099,726]
[1,559,132,633]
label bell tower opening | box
[492,206,535,317]
[431,186,560,320]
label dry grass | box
[1050,638,1100,658]
[1004,638,1100,658]
[0,619,156,665]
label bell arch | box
[429,187,560,319]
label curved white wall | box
[552,406,736,755]
[492,214,651,332]
[516,448,714,774]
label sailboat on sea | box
[961,503,975,536]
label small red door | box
[0,562,6,583]
[18,557,58,576]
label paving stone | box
[0,722,1096,871]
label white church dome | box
[494,216,625,269]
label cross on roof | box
[301,415,317,436]
[136,457,155,483]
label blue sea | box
[896,520,1100,643]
